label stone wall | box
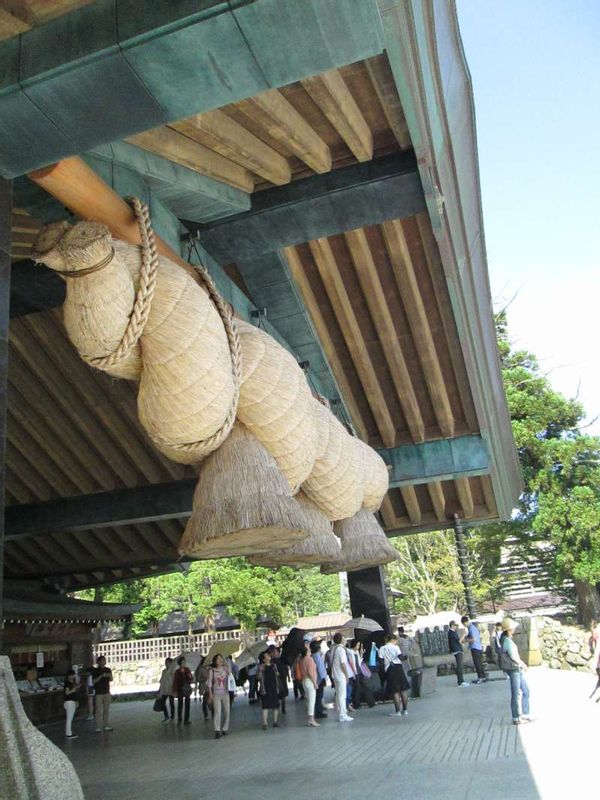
[536,616,595,672]
[111,659,164,687]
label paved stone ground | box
[42,667,599,800]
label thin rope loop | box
[89,199,158,370]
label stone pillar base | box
[0,656,84,800]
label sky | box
[457,0,600,433]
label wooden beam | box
[301,69,373,162]
[427,481,446,522]
[455,478,474,520]
[309,236,396,447]
[237,89,332,174]
[191,151,424,262]
[172,110,291,186]
[381,219,455,438]
[365,56,411,149]
[5,480,196,541]
[282,244,369,441]
[480,474,498,516]
[344,228,424,442]
[400,485,422,525]
[127,127,254,193]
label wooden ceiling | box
[4,38,501,587]
[128,56,410,193]
[4,310,189,587]
[0,0,93,40]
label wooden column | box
[0,179,12,644]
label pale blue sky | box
[457,0,600,432]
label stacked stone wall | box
[536,616,595,672]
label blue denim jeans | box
[508,670,530,719]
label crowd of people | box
[58,618,600,740]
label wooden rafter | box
[308,237,396,447]
[480,474,498,516]
[343,228,424,442]
[127,127,254,193]
[172,109,292,186]
[365,56,411,149]
[0,3,31,38]
[400,485,422,525]
[455,477,474,519]
[427,481,446,522]
[237,89,332,174]
[381,219,455,439]
[301,69,373,162]
[282,245,369,440]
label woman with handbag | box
[257,650,281,730]
[157,657,175,722]
[499,618,532,725]
[299,643,320,728]
[207,654,231,739]
[173,655,193,726]
[378,633,410,717]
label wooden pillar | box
[346,566,392,640]
[0,179,11,645]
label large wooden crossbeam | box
[5,436,490,541]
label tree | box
[471,311,600,625]
[77,559,341,635]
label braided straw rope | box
[89,198,158,370]
[91,197,240,458]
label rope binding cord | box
[62,196,241,458]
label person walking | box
[173,656,193,726]
[448,621,469,687]
[271,646,290,715]
[247,658,258,704]
[461,615,487,683]
[310,639,328,719]
[299,643,320,727]
[91,655,113,732]
[195,656,210,721]
[207,654,231,739]
[158,657,176,722]
[257,650,281,730]
[331,632,353,722]
[589,621,600,701]
[499,618,532,725]
[63,669,80,739]
[84,666,95,720]
[379,633,410,717]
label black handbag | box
[153,696,166,712]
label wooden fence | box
[95,630,245,664]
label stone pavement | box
[42,667,599,800]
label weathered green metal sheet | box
[380,435,490,488]
[0,0,384,178]
[196,152,425,262]
[230,0,384,87]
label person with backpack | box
[499,618,532,725]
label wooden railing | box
[95,630,245,664]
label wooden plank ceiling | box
[5,49,498,587]
[279,210,498,532]
[4,310,190,587]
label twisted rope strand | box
[89,198,158,370]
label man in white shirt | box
[331,632,353,722]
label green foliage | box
[77,560,340,635]
[472,311,600,618]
